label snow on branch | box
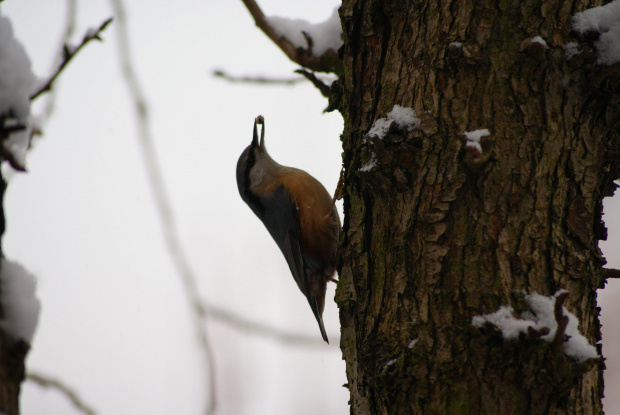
[241,0,342,74]
[573,0,620,65]
[0,13,36,171]
[1,14,110,171]
[0,15,36,122]
[265,8,342,56]
[0,259,40,344]
[29,17,113,101]
[472,290,599,363]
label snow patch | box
[530,36,548,48]
[407,338,418,349]
[0,14,36,122]
[381,358,397,373]
[573,0,620,65]
[359,152,377,172]
[266,8,342,56]
[463,129,489,153]
[367,105,420,139]
[564,42,581,60]
[472,291,599,363]
[0,13,36,171]
[1,259,40,343]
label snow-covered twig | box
[241,0,341,73]
[27,372,96,415]
[29,17,113,101]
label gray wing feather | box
[256,185,328,342]
[257,186,308,294]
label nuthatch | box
[236,116,340,343]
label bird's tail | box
[317,313,329,344]
[310,295,329,343]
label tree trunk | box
[336,1,610,413]
[0,175,28,415]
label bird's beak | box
[252,119,259,147]
[253,115,265,149]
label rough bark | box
[335,0,612,413]
[0,173,28,415]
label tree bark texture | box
[0,174,28,415]
[335,1,611,414]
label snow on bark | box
[472,291,599,363]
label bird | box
[236,115,340,343]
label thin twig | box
[36,0,78,123]
[240,0,340,73]
[29,17,113,101]
[27,372,96,415]
[213,69,305,85]
[294,69,332,97]
[214,69,336,99]
[205,303,337,347]
[108,1,217,414]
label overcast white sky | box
[1,1,619,414]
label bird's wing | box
[258,185,308,295]
[258,186,328,342]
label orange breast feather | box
[277,169,335,262]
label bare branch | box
[240,0,341,74]
[213,69,337,100]
[205,303,337,347]
[37,0,78,123]
[212,69,305,85]
[602,267,620,279]
[294,69,331,97]
[109,1,217,414]
[30,17,113,101]
[27,372,96,415]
